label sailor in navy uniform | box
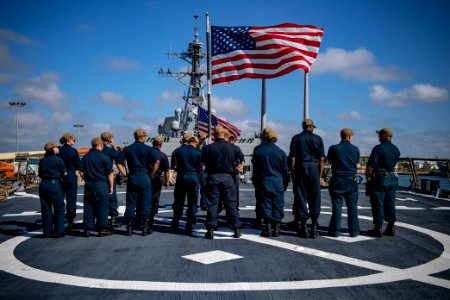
[58,132,83,232]
[150,135,170,224]
[171,136,202,233]
[100,131,127,228]
[118,129,160,236]
[170,133,191,230]
[197,132,208,211]
[252,127,272,228]
[38,141,67,238]
[366,128,401,237]
[251,131,289,237]
[289,119,325,239]
[228,134,245,210]
[81,137,114,237]
[201,125,241,239]
[327,128,361,238]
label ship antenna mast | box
[158,15,206,132]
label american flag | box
[198,106,241,140]
[211,23,324,84]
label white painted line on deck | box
[0,213,449,291]
[3,211,40,217]
[182,250,243,265]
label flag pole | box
[261,79,266,132]
[206,12,212,143]
[304,72,309,120]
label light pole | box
[9,101,27,158]
[73,124,84,146]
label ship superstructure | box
[158,15,206,137]
[156,16,260,161]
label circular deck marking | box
[0,214,449,291]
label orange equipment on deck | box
[0,162,15,178]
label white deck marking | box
[397,197,419,202]
[3,211,40,217]
[182,250,243,265]
[322,234,373,243]
[7,193,39,199]
[395,206,425,210]
[0,212,449,291]
[432,207,450,210]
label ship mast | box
[158,15,206,133]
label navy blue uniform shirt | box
[201,138,238,174]
[58,144,83,174]
[82,148,113,182]
[367,140,401,172]
[119,141,160,171]
[233,144,245,169]
[171,144,188,170]
[327,141,360,177]
[102,144,124,165]
[289,131,325,167]
[153,147,170,176]
[38,154,66,180]
[172,144,201,173]
[252,142,289,188]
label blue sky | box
[0,0,449,158]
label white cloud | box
[338,110,365,120]
[156,91,182,105]
[410,84,448,102]
[104,56,140,72]
[0,44,29,70]
[98,91,141,108]
[16,72,67,107]
[211,96,250,116]
[51,110,73,124]
[99,91,127,106]
[312,47,408,82]
[369,84,448,107]
[0,29,32,45]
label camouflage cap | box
[189,136,199,144]
[214,125,225,137]
[267,131,278,142]
[134,128,148,138]
[44,141,59,152]
[182,133,192,143]
[302,119,316,128]
[340,128,354,139]
[62,132,78,142]
[101,131,114,141]
[91,137,103,147]
[153,135,164,145]
[376,128,393,138]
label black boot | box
[234,228,241,238]
[383,222,395,236]
[261,222,272,237]
[296,221,308,238]
[66,219,75,232]
[126,221,133,236]
[205,229,214,239]
[110,216,121,228]
[309,220,318,239]
[272,222,281,237]
[171,219,179,231]
[83,229,90,238]
[99,229,113,237]
[142,220,153,236]
[367,224,382,237]
[185,222,193,234]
